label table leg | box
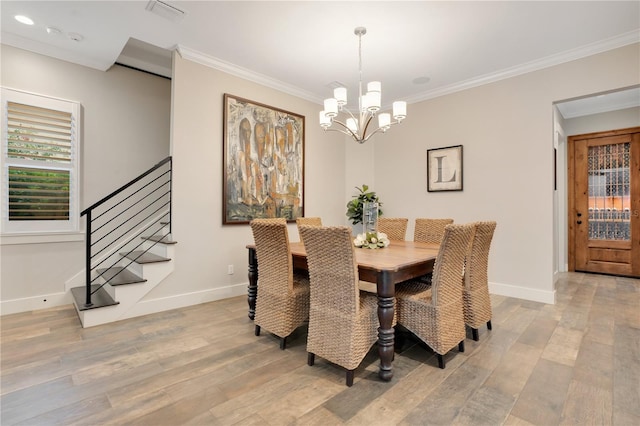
[247,247,258,320]
[377,270,395,381]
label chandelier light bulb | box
[378,113,391,130]
[367,81,381,93]
[323,98,339,117]
[367,91,381,112]
[319,111,331,128]
[361,93,371,112]
[346,118,358,133]
[334,87,348,106]
[393,101,407,121]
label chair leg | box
[307,352,315,366]
[254,325,261,336]
[472,328,479,341]
[280,336,287,350]
[437,354,445,369]
[346,369,354,387]
[458,341,465,352]
[487,320,492,330]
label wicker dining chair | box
[414,218,454,244]
[250,218,310,350]
[296,217,322,239]
[463,221,497,341]
[396,223,476,369]
[296,216,322,228]
[377,217,409,241]
[299,225,379,387]
[411,218,454,285]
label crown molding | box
[178,30,638,108]
[405,30,640,105]
[176,45,322,104]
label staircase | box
[71,229,176,327]
[70,157,175,327]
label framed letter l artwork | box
[427,145,463,192]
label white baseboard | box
[3,281,555,318]
[121,283,248,320]
[1,283,248,318]
[0,291,73,315]
[489,281,556,304]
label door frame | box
[567,126,640,274]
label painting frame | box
[223,94,305,225]
[427,145,463,192]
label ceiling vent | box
[145,0,186,23]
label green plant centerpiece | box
[346,184,383,225]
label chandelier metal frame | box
[319,27,407,144]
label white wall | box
[1,41,638,316]
[369,44,639,303]
[137,52,345,308]
[0,45,170,313]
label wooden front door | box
[568,127,640,277]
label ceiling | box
[555,86,640,119]
[2,1,639,114]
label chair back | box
[296,217,322,227]
[464,221,497,292]
[299,226,359,316]
[431,223,475,307]
[296,217,322,241]
[414,218,454,244]
[377,217,408,241]
[250,218,293,293]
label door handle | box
[577,220,582,224]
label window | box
[1,88,80,235]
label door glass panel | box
[587,142,631,240]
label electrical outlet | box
[227,264,234,275]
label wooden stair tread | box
[71,285,119,311]
[96,267,146,286]
[121,251,170,264]
[143,235,177,244]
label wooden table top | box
[288,240,439,272]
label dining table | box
[246,239,440,381]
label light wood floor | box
[1,272,638,425]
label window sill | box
[0,232,84,246]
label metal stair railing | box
[80,156,172,308]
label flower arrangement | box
[346,184,383,225]
[353,232,390,249]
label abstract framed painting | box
[223,94,305,224]
[427,145,463,192]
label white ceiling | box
[2,1,639,113]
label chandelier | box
[319,27,407,144]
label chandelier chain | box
[358,30,363,115]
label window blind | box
[8,166,70,220]
[7,101,73,163]
[2,87,80,234]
